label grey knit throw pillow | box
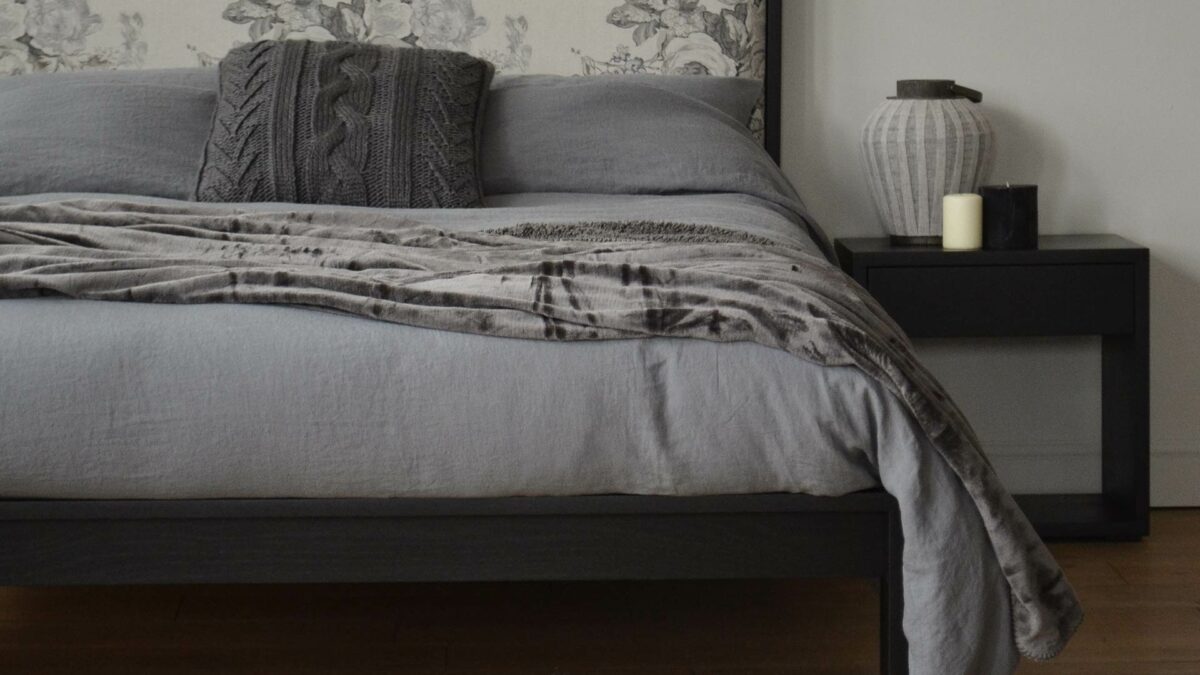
[195,40,494,208]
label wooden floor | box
[1,510,1197,674]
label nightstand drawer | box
[866,264,1135,337]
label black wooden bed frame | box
[0,3,910,672]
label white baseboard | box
[981,439,1199,506]
[986,444,1100,494]
[1151,444,1200,507]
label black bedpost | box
[765,0,783,165]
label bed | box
[0,2,1079,673]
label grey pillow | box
[195,41,494,209]
[479,74,784,199]
[0,68,766,203]
[0,69,217,199]
[490,74,762,128]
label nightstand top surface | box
[837,234,1142,254]
[835,234,1146,267]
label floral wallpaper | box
[580,0,765,79]
[578,0,768,135]
[0,0,146,74]
[0,0,766,131]
[202,0,533,72]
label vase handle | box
[951,84,983,103]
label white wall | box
[780,0,1200,505]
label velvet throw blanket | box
[0,200,1080,660]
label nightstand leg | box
[1100,254,1150,540]
[1101,332,1150,539]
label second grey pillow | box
[196,40,494,208]
[0,69,217,199]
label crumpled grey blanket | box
[0,199,1081,660]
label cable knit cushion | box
[195,40,494,208]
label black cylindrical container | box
[981,184,1039,250]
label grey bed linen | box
[0,192,1065,673]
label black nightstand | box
[836,235,1149,540]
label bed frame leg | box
[880,506,908,675]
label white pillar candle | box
[942,193,983,250]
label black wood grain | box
[1101,247,1151,539]
[866,264,1133,338]
[0,494,897,586]
[0,493,895,521]
[0,493,910,674]
[0,493,910,675]
[0,492,909,673]
[765,0,782,164]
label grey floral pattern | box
[220,0,501,58]
[0,0,767,133]
[578,0,767,134]
[0,0,767,81]
[409,0,486,50]
[579,1,764,78]
[190,0,528,74]
[0,0,145,74]
[208,0,530,72]
[478,14,529,73]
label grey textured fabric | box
[0,198,1079,662]
[478,73,834,261]
[481,74,773,199]
[0,69,217,199]
[1,66,791,226]
[0,288,1016,674]
[0,291,1014,674]
[491,73,764,129]
[1,191,824,257]
[194,41,494,208]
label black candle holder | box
[980,184,1039,250]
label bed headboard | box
[0,0,781,161]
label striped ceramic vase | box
[861,80,995,245]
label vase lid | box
[891,80,983,103]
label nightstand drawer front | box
[867,264,1135,337]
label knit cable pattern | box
[309,43,377,206]
[412,49,492,209]
[194,41,276,202]
[196,40,494,209]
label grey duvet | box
[0,191,1078,673]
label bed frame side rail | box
[0,493,907,674]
